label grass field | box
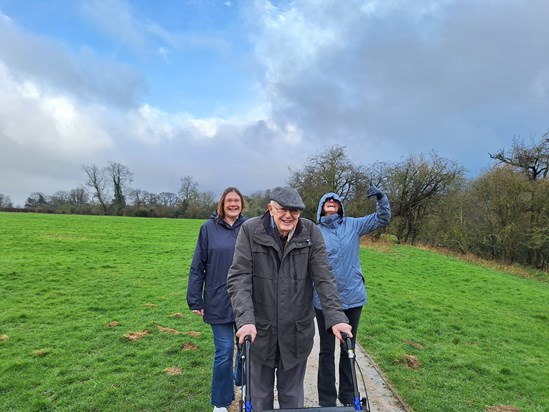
[1,212,547,411]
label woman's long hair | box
[216,187,245,223]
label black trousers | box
[315,306,362,407]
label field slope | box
[1,212,547,411]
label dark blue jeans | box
[315,306,362,407]
[210,323,240,407]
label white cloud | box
[0,62,112,154]
[1,0,549,207]
[0,10,145,108]
[251,0,549,170]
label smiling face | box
[268,201,301,236]
[223,190,242,224]
[323,197,341,216]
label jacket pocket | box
[251,245,275,279]
[290,246,310,280]
[291,316,315,358]
[254,316,273,361]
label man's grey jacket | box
[228,211,349,370]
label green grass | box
[1,212,547,411]
[361,246,548,412]
[0,213,208,411]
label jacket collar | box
[319,213,340,228]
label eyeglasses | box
[271,203,301,217]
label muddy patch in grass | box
[402,339,425,350]
[163,367,183,375]
[156,324,181,334]
[486,406,521,412]
[404,354,421,370]
[180,342,199,351]
[142,303,157,308]
[124,330,150,341]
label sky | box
[1,0,548,207]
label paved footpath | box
[300,319,410,411]
[231,319,410,411]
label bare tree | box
[82,164,109,214]
[127,188,148,207]
[488,133,549,267]
[489,132,549,181]
[178,176,199,202]
[25,192,47,209]
[288,145,369,219]
[386,152,464,244]
[67,187,90,208]
[50,191,69,209]
[186,191,217,218]
[177,176,199,216]
[157,192,178,207]
[0,193,13,208]
[105,161,133,214]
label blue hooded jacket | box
[187,212,246,324]
[313,192,391,310]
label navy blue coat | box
[187,212,246,324]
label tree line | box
[1,163,219,219]
[1,133,547,269]
[290,136,548,270]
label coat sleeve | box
[309,223,349,330]
[227,221,256,329]
[355,194,391,235]
[186,224,208,310]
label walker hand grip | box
[342,332,353,348]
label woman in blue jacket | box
[314,183,391,407]
[187,187,247,412]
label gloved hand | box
[367,182,384,200]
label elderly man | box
[228,186,352,412]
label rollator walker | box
[238,333,371,411]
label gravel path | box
[301,320,410,411]
[231,319,410,411]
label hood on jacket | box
[316,192,345,223]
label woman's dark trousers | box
[315,306,362,407]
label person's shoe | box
[213,407,228,412]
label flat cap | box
[270,186,305,210]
